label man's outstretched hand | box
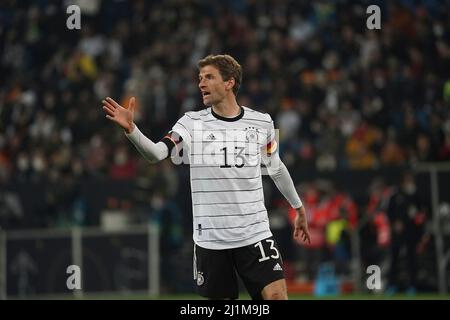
[293,206,311,245]
[102,97,136,134]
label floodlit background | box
[0,0,450,299]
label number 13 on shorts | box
[254,239,280,262]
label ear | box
[226,78,235,92]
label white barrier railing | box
[414,162,450,294]
[0,224,159,300]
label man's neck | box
[212,97,241,118]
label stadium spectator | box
[359,177,393,281]
[386,171,428,295]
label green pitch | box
[18,291,450,300]
[65,293,450,300]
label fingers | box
[102,99,116,117]
[293,228,302,243]
[303,230,311,244]
[293,226,311,244]
[102,105,115,116]
[103,107,113,117]
[106,97,121,109]
[103,99,116,110]
[300,226,311,243]
[129,97,136,112]
[293,227,299,239]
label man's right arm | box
[102,96,187,164]
[125,125,169,163]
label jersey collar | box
[211,106,244,122]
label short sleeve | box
[172,114,193,149]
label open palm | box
[102,97,135,134]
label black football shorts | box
[193,236,285,300]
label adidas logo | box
[206,133,216,140]
[273,263,283,271]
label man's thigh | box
[233,237,285,300]
[194,244,239,299]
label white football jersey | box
[171,106,277,250]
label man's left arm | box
[262,151,311,244]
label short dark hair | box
[198,54,242,96]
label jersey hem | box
[193,230,273,250]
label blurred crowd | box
[1,0,449,187]
[265,170,430,293]
[0,0,448,293]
